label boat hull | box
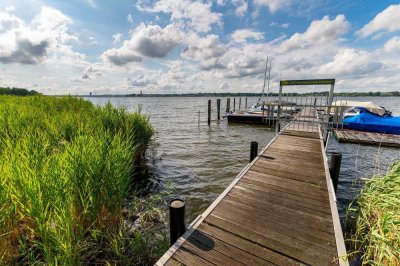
[343,110,400,135]
[227,113,276,125]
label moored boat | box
[342,107,400,135]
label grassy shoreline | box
[346,161,400,265]
[0,96,166,265]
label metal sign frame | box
[276,79,336,138]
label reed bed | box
[0,96,165,265]
[347,161,400,265]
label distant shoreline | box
[74,91,400,97]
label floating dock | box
[334,129,400,148]
[156,108,347,266]
[226,112,276,125]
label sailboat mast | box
[265,61,272,103]
[258,57,269,104]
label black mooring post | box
[250,141,258,162]
[169,198,186,246]
[207,99,211,125]
[329,153,342,193]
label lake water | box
[85,96,400,223]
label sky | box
[0,0,400,95]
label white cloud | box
[112,33,122,43]
[182,34,226,70]
[0,7,85,65]
[230,29,264,43]
[102,23,182,66]
[318,48,383,77]
[280,15,349,51]
[254,0,292,13]
[357,5,400,38]
[127,14,133,23]
[383,36,400,53]
[137,0,222,33]
[232,0,248,17]
[281,23,290,29]
[4,6,15,12]
[85,0,97,8]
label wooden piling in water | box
[233,98,236,111]
[169,199,186,245]
[329,152,342,193]
[245,97,248,110]
[239,98,241,111]
[208,99,211,125]
[250,141,258,162]
[217,99,221,120]
[226,98,230,113]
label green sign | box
[280,79,335,86]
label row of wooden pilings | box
[207,97,249,125]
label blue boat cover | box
[343,107,400,135]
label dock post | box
[169,198,186,246]
[329,153,342,193]
[245,97,248,110]
[233,98,236,111]
[250,141,258,162]
[226,98,230,113]
[208,99,211,125]
[262,101,265,124]
[217,99,221,120]
[239,98,241,111]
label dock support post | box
[245,97,248,110]
[329,153,342,193]
[169,199,186,246]
[250,141,258,162]
[226,98,230,113]
[208,99,211,125]
[217,99,221,120]
[239,98,241,111]
[233,98,236,111]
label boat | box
[227,58,296,125]
[342,107,400,135]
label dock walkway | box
[156,109,347,265]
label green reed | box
[0,96,160,265]
[346,161,400,265]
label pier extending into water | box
[156,107,348,266]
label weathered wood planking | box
[334,129,400,148]
[156,108,348,266]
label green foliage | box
[0,87,41,96]
[346,161,400,265]
[0,96,160,265]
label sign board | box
[280,79,335,86]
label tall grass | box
[346,161,400,265]
[0,96,163,265]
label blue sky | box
[1,0,400,94]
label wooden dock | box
[157,109,347,266]
[334,129,400,148]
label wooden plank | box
[244,170,329,198]
[255,158,327,179]
[221,195,334,233]
[197,223,302,266]
[251,164,327,186]
[229,187,332,219]
[235,181,332,213]
[205,214,336,265]
[173,248,214,266]
[214,196,336,246]
[241,172,330,202]
[190,230,270,265]
[165,258,185,266]
[179,236,246,266]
